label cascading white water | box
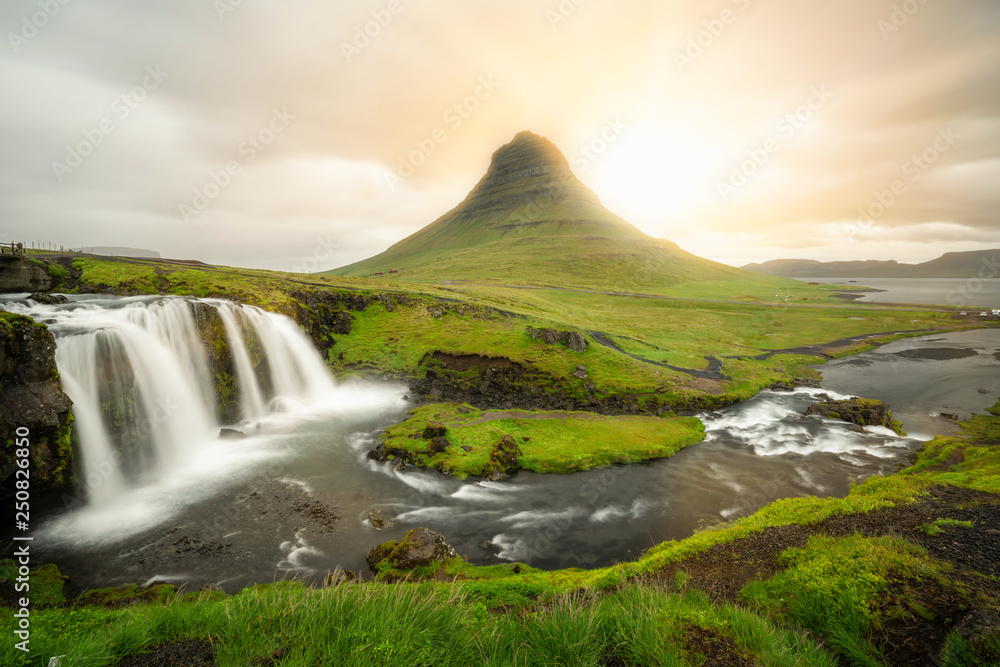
[4,295,339,507]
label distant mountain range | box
[742,250,999,279]
[328,131,789,295]
[72,246,161,258]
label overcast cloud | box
[1,0,998,270]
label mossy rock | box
[483,434,522,481]
[77,582,178,607]
[806,397,907,436]
[366,528,458,579]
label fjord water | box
[5,295,998,592]
[795,276,1000,306]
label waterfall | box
[5,296,338,507]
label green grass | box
[3,401,997,665]
[379,403,706,476]
[740,534,945,664]
[918,518,974,535]
[0,579,838,667]
[62,255,986,412]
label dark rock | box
[200,583,223,592]
[483,434,522,481]
[367,443,414,465]
[461,445,473,453]
[28,292,69,305]
[806,397,905,434]
[525,326,589,352]
[368,509,395,530]
[323,567,356,587]
[366,527,458,574]
[422,422,448,438]
[425,369,438,380]
[769,380,796,392]
[940,412,959,420]
[333,311,352,335]
[0,312,74,492]
[218,428,246,440]
[0,255,53,293]
[427,436,451,455]
[567,332,589,352]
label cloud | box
[1,0,998,269]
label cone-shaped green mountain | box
[328,131,775,294]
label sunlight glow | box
[586,124,728,230]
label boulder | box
[368,510,395,530]
[427,436,451,455]
[525,327,589,352]
[422,422,448,438]
[806,397,906,435]
[483,434,523,481]
[29,292,69,305]
[323,567,356,587]
[567,332,589,353]
[218,428,246,440]
[366,527,458,574]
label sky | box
[2,0,999,272]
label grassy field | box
[24,253,984,415]
[378,403,705,476]
[3,403,998,666]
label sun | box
[584,125,726,232]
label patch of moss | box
[77,582,178,607]
[380,403,706,477]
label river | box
[2,294,998,594]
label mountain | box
[328,132,783,295]
[742,249,999,278]
[72,246,161,258]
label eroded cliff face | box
[0,256,55,293]
[0,312,74,492]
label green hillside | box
[328,131,796,297]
